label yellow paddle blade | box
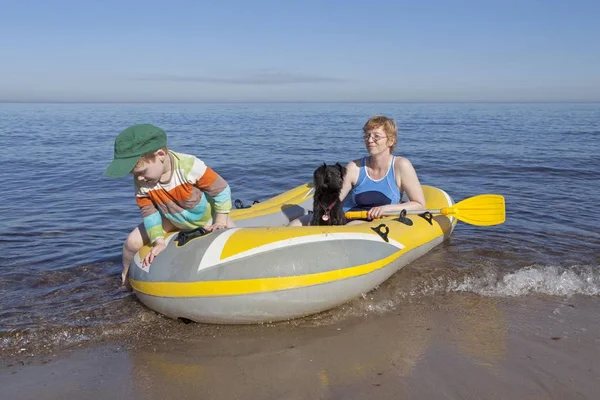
[441,194,505,226]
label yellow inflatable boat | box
[129,184,504,324]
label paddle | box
[345,194,505,226]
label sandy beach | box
[3,293,598,400]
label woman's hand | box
[367,204,395,220]
[142,239,167,267]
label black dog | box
[311,163,347,226]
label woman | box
[341,115,426,221]
[289,115,425,226]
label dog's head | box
[311,162,347,226]
[313,163,345,193]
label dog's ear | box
[335,162,346,178]
[313,164,326,187]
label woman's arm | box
[397,157,426,209]
[338,160,360,202]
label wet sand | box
[2,293,599,400]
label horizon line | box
[1,100,599,105]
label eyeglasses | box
[363,133,386,142]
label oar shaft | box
[405,209,441,215]
[345,208,442,220]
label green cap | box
[105,124,167,178]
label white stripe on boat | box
[198,231,404,271]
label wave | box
[451,264,600,297]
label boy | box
[105,124,234,284]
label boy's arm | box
[136,195,165,244]
[195,167,232,211]
[193,165,232,228]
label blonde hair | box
[134,146,168,168]
[363,115,397,153]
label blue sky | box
[1,0,599,102]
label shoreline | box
[3,293,599,399]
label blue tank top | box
[342,156,402,213]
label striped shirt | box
[134,151,232,243]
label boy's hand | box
[142,239,167,267]
[205,222,226,231]
[205,213,229,231]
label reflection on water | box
[127,310,433,399]
[444,295,508,365]
[123,294,512,399]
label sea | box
[1,102,599,357]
